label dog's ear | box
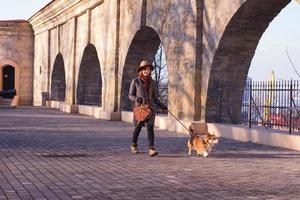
[203,134,209,143]
[207,131,215,137]
[210,131,220,139]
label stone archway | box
[76,44,102,106]
[120,26,163,111]
[205,0,291,122]
[51,53,66,101]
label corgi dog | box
[187,127,219,157]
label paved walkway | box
[0,107,299,200]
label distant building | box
[242,77,252,104]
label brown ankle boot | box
[149,148,158,156]
[131,143,139,154]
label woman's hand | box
[136,97,144,104]
[160,105,168,112]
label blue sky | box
[249,1,300,81]
[0,0,299,81]
[0,0,50,20]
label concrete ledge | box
[78,105,121,121]
[121,111,133,123]
[50,102,120,120]
[50,100,60,109]
[156,116,191,134]
[190,122,209,134]
[207,123,300,151]
[49,101,77,113]
[11,95,19,106]
[61,104,78,113]
[108,112,122,121]
[45,100,51,107]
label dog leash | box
[166,110,197,137]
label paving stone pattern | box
[0,107,300,200]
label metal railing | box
[76,85,101,106]
[217,80,300,134]
[51,85,66,101]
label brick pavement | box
[0,107,300,200]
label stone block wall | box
[25,0,292,125]
[0,20,33,105]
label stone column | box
[64,18,78,113]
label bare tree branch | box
[152,43,168,110]
[286,47,300,79]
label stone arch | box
[205,0,291,122]
[76,44,102,106]
[120,26,163,111]
[0,59,20,97]
[51,53,66,101]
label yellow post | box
[263,71,275,123]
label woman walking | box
[128,59,167,156]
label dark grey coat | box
[129,77,165,126]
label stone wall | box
[0,20,33,105]
[30,0,118,116]
[29,0,202,121]
[27,0,293,126]
[118,0,200,121]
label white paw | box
[203,151,209,157]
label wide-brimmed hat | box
[137,59,154,73]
